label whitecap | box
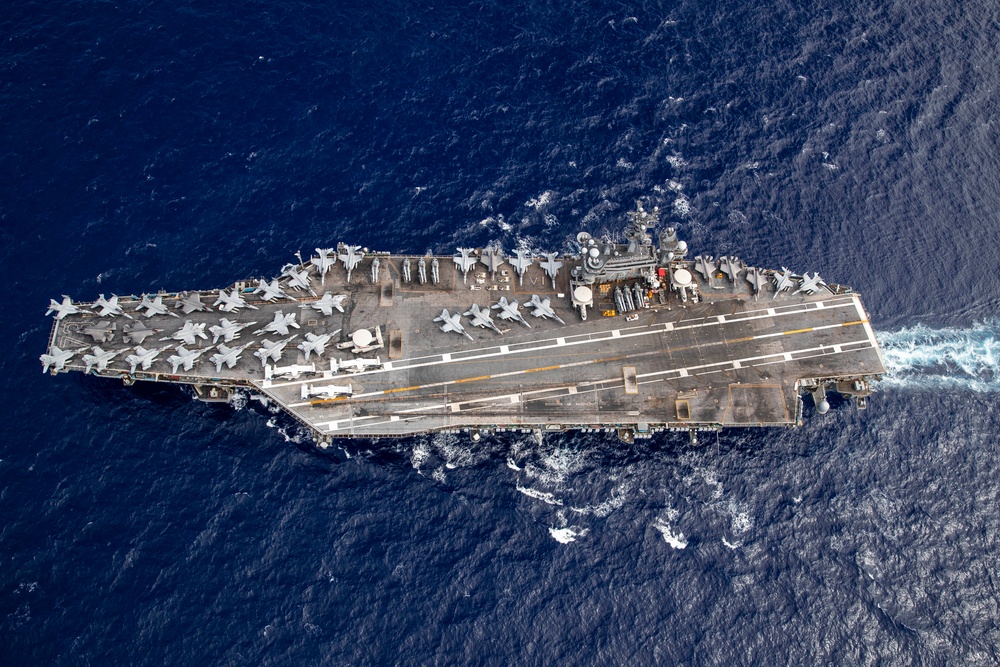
[549,526,588,543]
[516,485,563,506]
[654,520,688,549]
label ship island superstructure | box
[41,203,885,444]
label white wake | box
[876,321,1000,391]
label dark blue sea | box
[3,1,1000,664]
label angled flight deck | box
[42,202,885,443]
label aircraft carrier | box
[40,203,885,444]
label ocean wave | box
[653,519,688,549]
[876,320,1000,391]
[548,526,588,543]
[516,485,563,506]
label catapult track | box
[42,204,886,443]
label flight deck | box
[41,203,885,443]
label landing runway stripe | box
[294,316,869,407]
[455,375,491,384]
[267,296,860,389]
[320,336,876,432]
[322,335,873,432]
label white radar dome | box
[352,329,373,347]
[673,268,692,286]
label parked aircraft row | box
[308,246,364,284]
[771,269,826,298]
[48,290,350,322]
[41,331,335,375]
[453,248,563,287]
[690,256,827,298]
[433,295,567,340]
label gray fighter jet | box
[402,258,412,282]
[254,278,295,303]
[83,346,124,373]
[492,297,531,328]
[215,289,256,313]
[209,341,254,372]
[123,321,161,345]
[136,294,179,318]
[298,332,335,360]
[463,303,502,334]
[418,257,427,284]
[81,321,117,343]
[339,245,364,282]
[168,320,209,345]
[125,346,166,372]
[694,255,717,282]
[540,253,563,289]
[45,296,81,320]
[454,248,477,283]
[510,250,534,285]
[303,292,347,317]
[433,309,474,341]
[480,247,505,279]
[719,256,743,283]
[254,335,299,366]
[772,268,795,298]
[209,318,257,344]
[310,248,336,284]
[527,294,566,324]
[167,346,208,373]
[92,294,130,318]
[282,264,316,296]
[255,311,300,336]
[40,346,77,373]
[794,272,827,295]
[746,267,766,296]
[431,258,440,284]
[175,292,210,314]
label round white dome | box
[352,329,373,347]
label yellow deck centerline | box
[455,375,492,384]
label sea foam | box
[876,320,1000,392]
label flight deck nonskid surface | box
[45,239,885,439]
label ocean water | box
[3,0,1000,664]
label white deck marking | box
[267,296,858,390]
[320,335,874,433]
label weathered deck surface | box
[46,252,885,439]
